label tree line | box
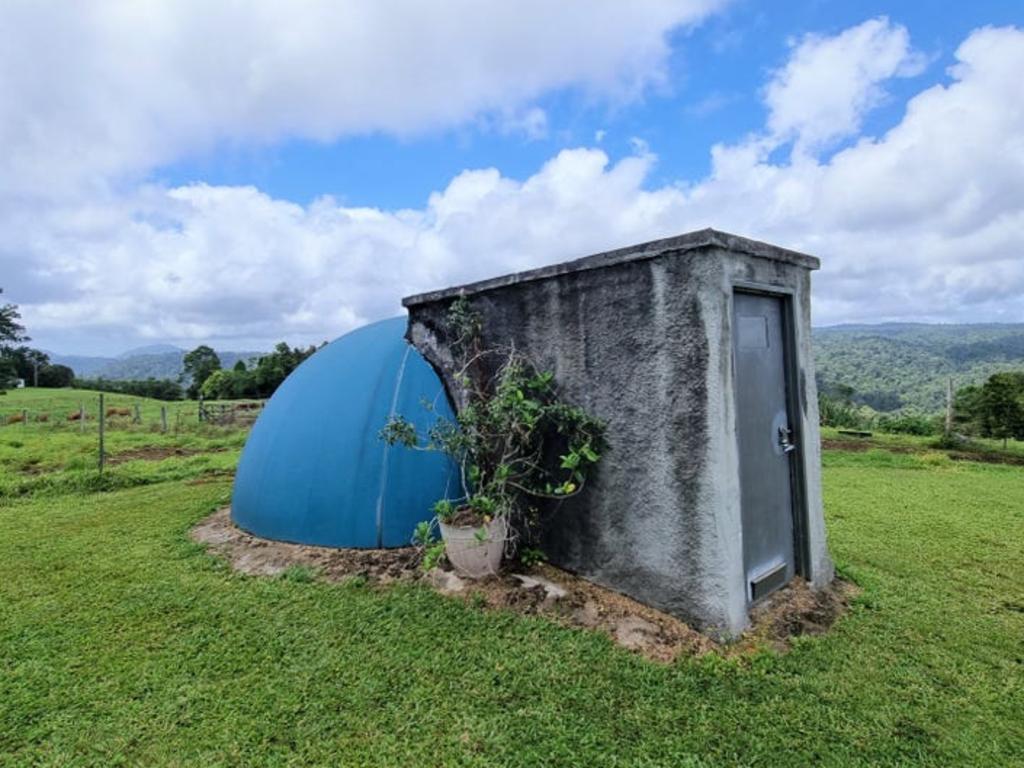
[2,287,321,402]
[819,371,1024,444]
[182,342,322,400]
[1,290,75,390]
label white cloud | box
[5,17,1024,355]
[0,0,721,197]
[763,17,925,155]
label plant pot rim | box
[438,513,507,532]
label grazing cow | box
[106,407,131,417]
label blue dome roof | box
[232,316,457,548]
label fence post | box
[161,405,168,433]
[22,409,27,427]
[198,395,205,423]
[98,394,105,474]
[133,404,141,425]
[79,402,85,433]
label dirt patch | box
[948,450,1024,466]
[823,438,1024,466]
[821,438,871,452]
[191,508,857,662]
[191,507,421,581]
[821,438,914,454]
[738,578,860,653]
[107,446,207,466]
[186,469,236,485]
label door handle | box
[778,425,797,453]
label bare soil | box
[107,446,205,465]
[948,450,1024,466]
[191,508,421,581]
[821,438,913,454]
[822,437,1024,466]
[192,507,857,662]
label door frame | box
[730,281,811,585]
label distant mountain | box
[47,353,117,378]
[50,348,265,382]
[47,322,1024,411]
[812,323,1024,413]
[117,343,184,358]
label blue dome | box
[231,316,457,548]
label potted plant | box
[382,297,604,578]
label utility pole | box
[32,360,39,387]
[945,377,954,436]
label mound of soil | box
[191,508,420,581]
[192,508,857,662]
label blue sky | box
[156,0,1021,210]
[2,1,1023,355]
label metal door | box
[733,291,798,602]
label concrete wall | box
[404,230,833,638]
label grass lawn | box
[0,397,1022,765]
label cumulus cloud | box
[763,17,926,154]
[5,15,1024,354]
[0,0,720,197]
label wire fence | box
[1,393,265,474]
[0,395,264,435]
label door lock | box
[778,425,797,453]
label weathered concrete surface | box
[403,229,833,638]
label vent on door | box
[750,562,788,602]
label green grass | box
[821,425,1024,460]
[0,430,1021,765]
[0,388,248,499]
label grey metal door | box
[733,291,797,602]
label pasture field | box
[1,389,1022,766]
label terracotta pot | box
[438,515,508,578]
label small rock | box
[427,568,466,595]
[614,616,659,650]
[511,573,568,601]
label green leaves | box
[379,416,418,448]
[432,499,456,521]
[383,296,605,554]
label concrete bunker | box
[402,228,834,638]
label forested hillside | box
[43,323,1024,413]
[813,323,1024,413]
[49,348,261,382]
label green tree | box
[0,288,28,349]
[979,372,1024,447]
[183,345,221,399]
[4,345,50,383]
[0,357,16,390]
[74,377,183,401]
[198,369,250,400]
[952,384,984,434]
[251,342,319,397]
[37,363,75,388]
[0,289,29,392]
